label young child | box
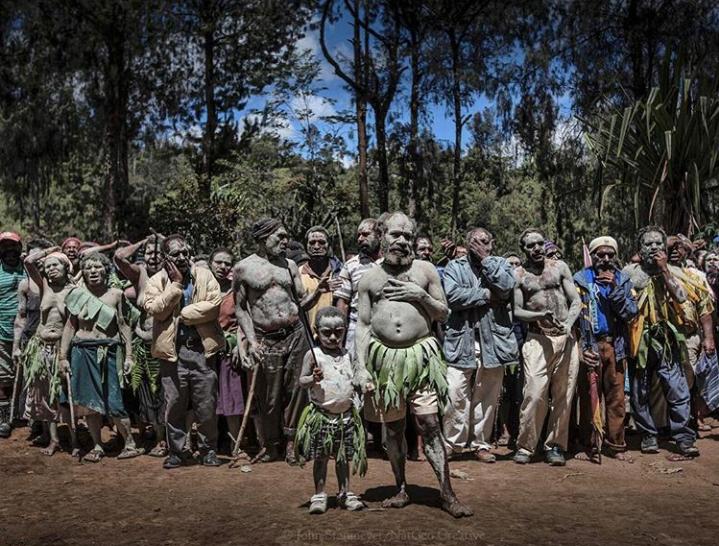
[296,306,373,515]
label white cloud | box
[289,93,336,121]
[295,29,337,82]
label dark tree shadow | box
[361,484,443,509]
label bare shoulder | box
[556,260,573,278]
[514,266,527,281]
[412,260,439,284]
[358,265,385,292]
[236,254,260,275]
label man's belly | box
[370,300,430,348]
[250,288,299,332]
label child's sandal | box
[309,493,328,515]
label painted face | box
[591,245,617,272]
[381,214,414,267]
[210,251,233,281]
[545,248,562,261]
[522,232,545,265]
[263,227,288,258]
[307,232,329,260]
[414,238,433,262]
[640,231,665,266]
[44,256,67,283]
[144,241,163,273]
[316,315,346,350]
[62,240,80,261]
[667,236,688,266]
[82,258,107,288]
[506,255,522,269]
[0,240,21,266]
[165,239,191,274]
[357,222,380,256]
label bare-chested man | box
[18,246,75,455]
[59,253,140,462]
[512,228,580,466]
[114,235,167,456]
[234,218,328,463]
[356,212,472,518]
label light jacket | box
[443,256,519,369]
[144,266,225,362]
[573,268,638,361]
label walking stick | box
[66,371,76,433]
[231,366,258,462]
[8,361,22,424]
[333,213,346,263]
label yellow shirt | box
[300,263,334,331]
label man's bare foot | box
[605,450,634,463]
[410,451,427,462]
[31,435,49,447]
[441,496,473,518]
[382,490,411,509]
[574,451,601,464]
[251,446,280,464]
[41,441,61,456]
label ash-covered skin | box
[414,237,433,262]
[210,251,233,293]
[513,230,580,335]
[355,212,473,518]
[622,229,687,302]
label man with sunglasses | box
[574,237,638,463]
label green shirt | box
[0,261,26,341]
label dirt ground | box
[2,426,719,546]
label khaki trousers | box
[517,332,579,454]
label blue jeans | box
[629,340,695,444]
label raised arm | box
[180,273,221,325]
[113,238,147,287]
[78,240,122,259]
[444,260,491,311]
[143,274,182,321]
[24,246,60,293]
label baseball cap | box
[0,231,21,244]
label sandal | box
[149,442,169,458]
[84,448,105,463]
[117,446,145,460]
[309,493,328,515]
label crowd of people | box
[0,213,718,518]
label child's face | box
[317,315,346,350]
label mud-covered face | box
[316,315,346,350]
[263,227,288,258]
[144,242,163,273]
[414,238,433,262]
[83,258,107,288]
[591,245,616,272]
[210,251,233,281]
[506,255,521,269]
[522,232,545,265]
[62,240,80,262]
[44,256,67,283]
[704,251,719,285]
[640,231,665,267]
[0,240,21,266]
[165,239,190,274]
[307,232,329,260]
[382,214,414,267]
[357,222,380,256]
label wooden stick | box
[333,213,346,263]
[8,363,21,423]
[66,372,76,433]
[232,367,258,459]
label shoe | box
[474,449,496,463]
[203,450,221,467]
[545,448,566,466]
[163,454,183,469]
[338,492,365,511]
[513,450,531,464]
[640,435,659,454]
[309,493,328,515]
[0,405,11,438]
[678,441,699,458]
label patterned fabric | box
[0,262,25,341]
[335,254,381,324]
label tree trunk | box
[354,0,369,218]
[407,31,420,220]
[450,33,462,237]
[374,105,390,213]
[201,21,216,199]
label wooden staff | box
[231,366,258,461]
[66,370,76,433]
[333,213,346,263]
[8,362,22,423]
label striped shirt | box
[0,262,26,341]
[335,254,381,324]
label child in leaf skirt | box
[296,306,374,515]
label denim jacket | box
[573,268,638,361]
[443,256,519,369]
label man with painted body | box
[512,228,581,466]
[234,219,327,463]
[442,228,519,463]
[622,227,700,457]
[59,253,140,461]
[336,219,382,353]
[356,212,472,518]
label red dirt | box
[2,427,719,546]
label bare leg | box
[41,421,61,456]
[85,413,105,461]
[382,419,410,508]
[414,415,426,461]
[114,417,143,460]
[32,422,51,446]
[313,457,329,495]
[416,413,473,518]
[335,459,350,497]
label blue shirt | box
[177,278,197,341]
